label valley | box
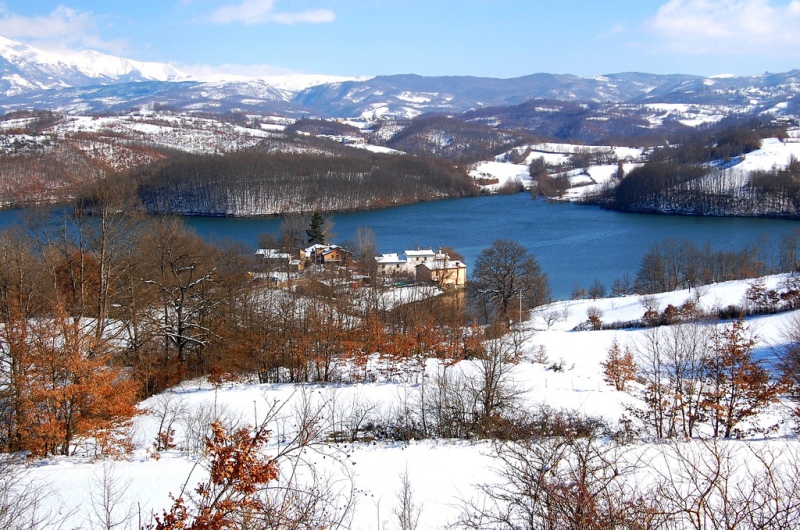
[3,29,800,530]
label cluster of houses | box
[255,243,350,271]
[256,244,467,288]
[375,247,467,287]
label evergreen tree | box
[306,212,326,245]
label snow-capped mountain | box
[0,36,191,97]
[1,34,799,125]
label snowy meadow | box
[12,274,800,529]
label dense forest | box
[135,150,477,215]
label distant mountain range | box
[0,36,190,96]
[1,36,800,121]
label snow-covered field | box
[470,143,647,195]
[643,103,739,127]
[527,143,645,161]
[468,160,532,191]
[560,162,641,200]
[16,274,800,529]
[348,142,405,155]
[722,137,800,173]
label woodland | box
[3,109,800,222]
[134,150,477,216]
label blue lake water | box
[2,194,798,299]
[190,195,800,299]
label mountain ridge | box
[1,36,799,122]
[0,36,191,96]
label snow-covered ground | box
[643,103,739,127]
[348,142,405,155]
[469,143,647,193]
[474,134,800,200]
[560,162,641,200]
[722,137,800,173]
[468,160,532,191]
[527,143,645,161]
[53,114,279,155]
[17,274,800,529]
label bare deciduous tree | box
[471,239,550,325]
[149,392,188,453]
[392,467,422,530]
[458,435,659,529]
[88,462,135,530]
[654,439,800,529]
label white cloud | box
[209,0,335,25]
[645,0,800,57]
[0,5,124,53]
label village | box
[254,243,468,291]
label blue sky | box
[1,0,799,78]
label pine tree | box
[305,212,326,245]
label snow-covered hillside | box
[643,103,735,127]
[721,136,800,173]
[469,143,646,194]
[56,114,280,156]
[470,133,800,203]
[469,160,532,191]
[15,274,800,529]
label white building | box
[375,247,459,281]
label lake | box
[188,194,800,299]
[2,193,798,299]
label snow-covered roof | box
[419,260,466,271]
[255,249,292,259]
[304,244,329,253]
[322,246,348,256]
[304,244,345,254]
[376,253,406,264]
[403,249,436,258]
